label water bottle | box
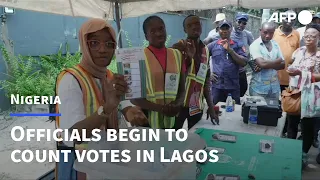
[248,106,258,124]
[226,93,233,112]
[224,94,233,121]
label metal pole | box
[261,9,270,25]
[114,1,122,48]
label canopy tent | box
[1,0,320,19]
[1,0,320,46]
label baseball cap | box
[215,13,226,23]
[313,12,320,19]
[235,12,249,21]
[219,20,232,28]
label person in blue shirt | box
[205,13,254,98]
[207,20,248,105]
[249,22,285,99]
[233,12,254,98]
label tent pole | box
[114,1,122,48]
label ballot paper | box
[206,174,240,180]
[116,47,147,100]
[212,133,237,143]
[205,146,225,154]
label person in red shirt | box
[131,16,194,129]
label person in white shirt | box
[54,18,148,179]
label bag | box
[301,81,320,118]
[281,88,301,115]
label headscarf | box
[79,18,116,78]
[78,18,119,129]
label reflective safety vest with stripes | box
[144,47,182,129]
[55,64,115,150]
[183,45,209,110]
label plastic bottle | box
[225,94,233,121]
[248,106,258,124]
[226,93,233,112]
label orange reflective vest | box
[183,44,209,113]
[55,64,115,149]
[144,47,182,129]
[54,64,114,180]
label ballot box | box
[242,97,282,126]
[73,127,206,180]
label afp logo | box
[268,10,314,25]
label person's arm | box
[204,31,220,45]
[313,73,320,82]
[203,37,214,45]
[273,46,285,70]
[255,58,284,69]
[228,42,247,67]
[174,70,186,106]
[58,74,106,145]
[130,99,162,112]
[203,30,215,45]
[249,43,284,70]
[203,71,214,108]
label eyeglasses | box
[303,35,318,40]
[87,40,116,50]
[238,21,247,25]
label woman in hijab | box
[54,18,147,179]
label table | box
[195,128,302,180]
[189,102,286,137]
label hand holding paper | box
[112,74,129,97]
[103,75,128,114]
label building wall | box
[0,10,213,110]
[0,9,261,111]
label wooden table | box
[189,102,286,137]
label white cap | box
[215,13,226,23]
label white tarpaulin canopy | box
[1,0,320,47]
[1,0,320,20]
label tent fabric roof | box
[0,0,320,19]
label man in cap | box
[207,20,248,104]
[232,12,255,98]
[204,13,226,44]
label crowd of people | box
[53,10,320,179]
[204,10,320,169]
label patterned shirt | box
[291,46,320,73]
[289,46,320,88]
[249,37,284,95]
